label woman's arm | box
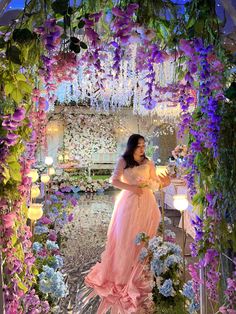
[150,161,171,189]
[111,157,143,195]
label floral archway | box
[0,1,235,313]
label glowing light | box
[28,203,43,220]
[173,194,189,211]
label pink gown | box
[84,158,161,313]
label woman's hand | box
[158,173,171,188]
[130,185,143,196]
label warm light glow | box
[58,154,63,162]
[64,154,69,161]
[173,194,189,211]
[48,167,55,176]
[45,156,53,166]
[28,203,43,220]
[156,166,168,176]
[41,174,50,184]
[31,185,40,199]
[28,169,39,183]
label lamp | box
[48,167,55,176]
[28,169,39,183]
[156,166,168,176]
[31,185,41,199]
[41,174,50,184]
[28,203,43,220]
[45,156,53,166]
[156,166,168,239]
[173,194,189,281]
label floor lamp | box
[173,194,189,281]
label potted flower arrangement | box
[135,219,199,314]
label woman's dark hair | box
[122,134,147,169]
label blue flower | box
[164,217,172,225]
[50,255,64,270]
[139,247,148,261]
[34,225,49,235]
[150,259,164,276]
[148,236,162,252]
[182,281,195,300]
[165,229,176,239]
[159,279,175,297]
[165,254,182,268]
[153,246,169,258]
[134,232,146,245]
[38,266,68,298]
[50,195,58,202]
[167,243,182,255]
[33,242,43,252]
[46,240,59,251]
[189,301,200,314]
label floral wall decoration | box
[62,110,118,166]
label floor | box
[56,191,195,314]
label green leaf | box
[69,42,80,53]
[11,88,23,103]
[9,161,21,181]
[4,83,14,95]
[80,41,87,49]
[18,81,32,94]
[12,28,35,44]
[11,234,18,246]
[0,37,5,48]
[78,20,85,28]
[6,46,21,65]
[159,24,169,39]
[2,166,10,184]
[186,17,195,29]
[17,280,28,293]
[15,73,26,81]
[51,0,69,15]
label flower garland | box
[178,38,229,309]
[0,104,49,313]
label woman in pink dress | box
[85,134,170,313]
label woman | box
[85,134,170,313]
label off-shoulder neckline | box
[120,157,150,169]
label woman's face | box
[134,138,145,157]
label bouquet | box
[136,176,160,191]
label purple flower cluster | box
[219,259,236,313]
[36,19,62,51]
[189,192,221,302]
[110,4,138,77]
